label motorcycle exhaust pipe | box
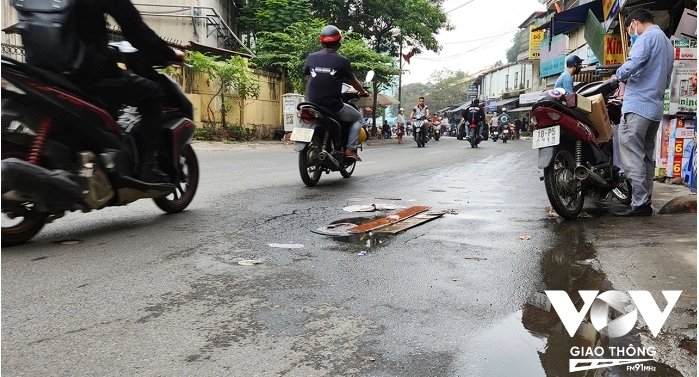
[1,158,83,212]
[574,165,609,188]
[318,151,339,170]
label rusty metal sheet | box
[374,211,445,234]
[347,206,430,234]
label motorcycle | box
[291,71,373,187]
[466,122,481,148]
[500,125,510,143]
[490,125,499,142]
[413,118,428,147]
[431,121,441,141]
[1,42,198,246]
[532,77,631,219]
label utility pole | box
[398,40,403,109]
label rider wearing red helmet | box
[304,25,369,160]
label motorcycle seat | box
[298,101,354,128]
[533,99,593,126]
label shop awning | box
[488,98,519,111]
[509,106,533,113]
[534,0,603,36]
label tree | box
[489,60,504,69]
[505,29,527,63]
[424,70,470,113]
[185,51,261,130]
[254,22,399,94]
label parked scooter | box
[291,71,373,187]
[532,77,631,219]
[1,42,198,246]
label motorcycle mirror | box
[365,70,375,83]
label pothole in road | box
[312,216,393,249]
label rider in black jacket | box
[461,99,486,140]
[72,0,185,183]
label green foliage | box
[240,0,311,38]
[254,22,399,94]
[505,30,526,63]
[489,60,504,69]
[185,51,261,127]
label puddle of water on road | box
[492,220,688,376]
[322,216,393,249]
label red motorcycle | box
[532,78,631,219]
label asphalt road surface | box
[2,136,693,376]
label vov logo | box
[545,290,682,337]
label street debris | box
[238,259,263,266]
[464,257,487,261]
[268,243,304,249]
[428,189,446,192]
[56,239,81,245]
[358,251,367,256]
[347,206,431,234]
[375,197,401,201]
[343,203,405,212]
[519,235,532,240]
[312,223,356,237]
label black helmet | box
[320,25,342,46]
[471,99,479,106]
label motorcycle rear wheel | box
[1,146,47,247]
[299,136,322,186]
[544,146,584,219]
[154,144,199,213]
[340,159,356,178]
[469,130,476,148]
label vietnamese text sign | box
[530,25,544,60]
[604,34,624,65]
[603,0,627,32]
[540,34,567,77]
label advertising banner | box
[529,25,544,60]
[540,34,567,78]
[664,60,698,115]
[603,34,624,65]
[603,0,627,32]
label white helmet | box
[502,108,507,112]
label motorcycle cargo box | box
[586,94,612,143]
[563,94,592,114]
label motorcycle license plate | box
[290,127,314,142]
[502,129,509,134]
[532,126,561,149]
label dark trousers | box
[81,69,164,162]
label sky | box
[400,0,547,85]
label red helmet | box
[319,25,342,45]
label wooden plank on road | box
[374,211,446,234]
[347,206,430,234]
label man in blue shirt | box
[554,55,583,94]
[613,9,674,216]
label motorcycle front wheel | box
[544,146,584,219]
[154,144,200,213]
[298,136,322,186]
[1,146,47,247]
[611,178,632,205]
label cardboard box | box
[564,93,592,114]
[586,94,612,143]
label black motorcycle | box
[1,42,198,246]
[291,71,373,187]
[413,118,428,147]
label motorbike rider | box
[461,99,486,140]
[54,0,186,184]
[304,25,369,161]
[554,55,583,94]
[489,111,499,136]
[409,97,430,139]
[497,108,511,134]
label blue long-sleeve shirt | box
[554,70,574,94]
[616,24,674,121]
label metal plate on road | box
[290,127,314,142]
[532,125,560,149]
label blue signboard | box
[540,34,568,78]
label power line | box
[416,28,517,61]
[441,29,519,45]
[445,0,478,14]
